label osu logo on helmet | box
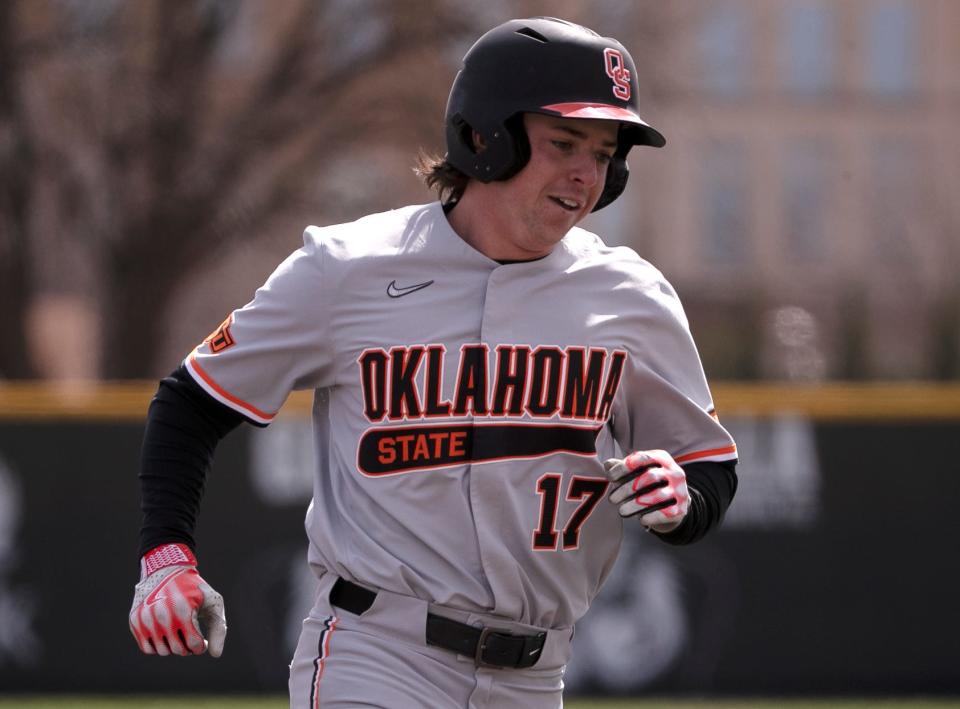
[603,48,631,101]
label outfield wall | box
[0,383,957,694]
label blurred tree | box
[931,289,960,380]
[0,2,36,377]
[836,286,870,381]
[0,0,470,379]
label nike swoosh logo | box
[144,568,190,606]
[387,279,434,298]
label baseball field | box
[1,698,959,708]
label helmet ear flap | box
[445,113,531,183]
[492,114,530,182]
[592,155,629,212]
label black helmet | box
[444,17,665,211]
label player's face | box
[497,113,619,256]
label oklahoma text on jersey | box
[357,344,626,476]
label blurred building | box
[583,0,960,381]
[6,0,958,381]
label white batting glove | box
[129,543,227,657]
[603,450,690,532]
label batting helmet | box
[444,17,665,211]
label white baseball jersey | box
[186,201,736,630]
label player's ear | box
[471,130,487,153]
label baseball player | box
[129,17,737,708]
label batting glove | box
[129,543,227,657]
[603,450,690,532]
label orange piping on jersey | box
[187,350,276,423]
[674,444,738,464]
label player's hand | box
[129,543,227,657]
[603,450,690,532]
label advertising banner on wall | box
[0,413,957,694]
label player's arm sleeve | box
[651,459,738,546]
[138,230,334,560]
[184,229,335,423]
[610,268,738,545]
[137,364,249,558]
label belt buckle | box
[474,626,507,669]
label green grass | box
[1,698,959,709]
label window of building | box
[780,1,836,96]
[869,140,919,272]
[701,140,750,266]
[783,140,832,261]
[697,1,751,97]
[863,0,918,96]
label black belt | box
[329,577,547,669]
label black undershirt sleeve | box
[650,459,738,546]
[137,364,254,558]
